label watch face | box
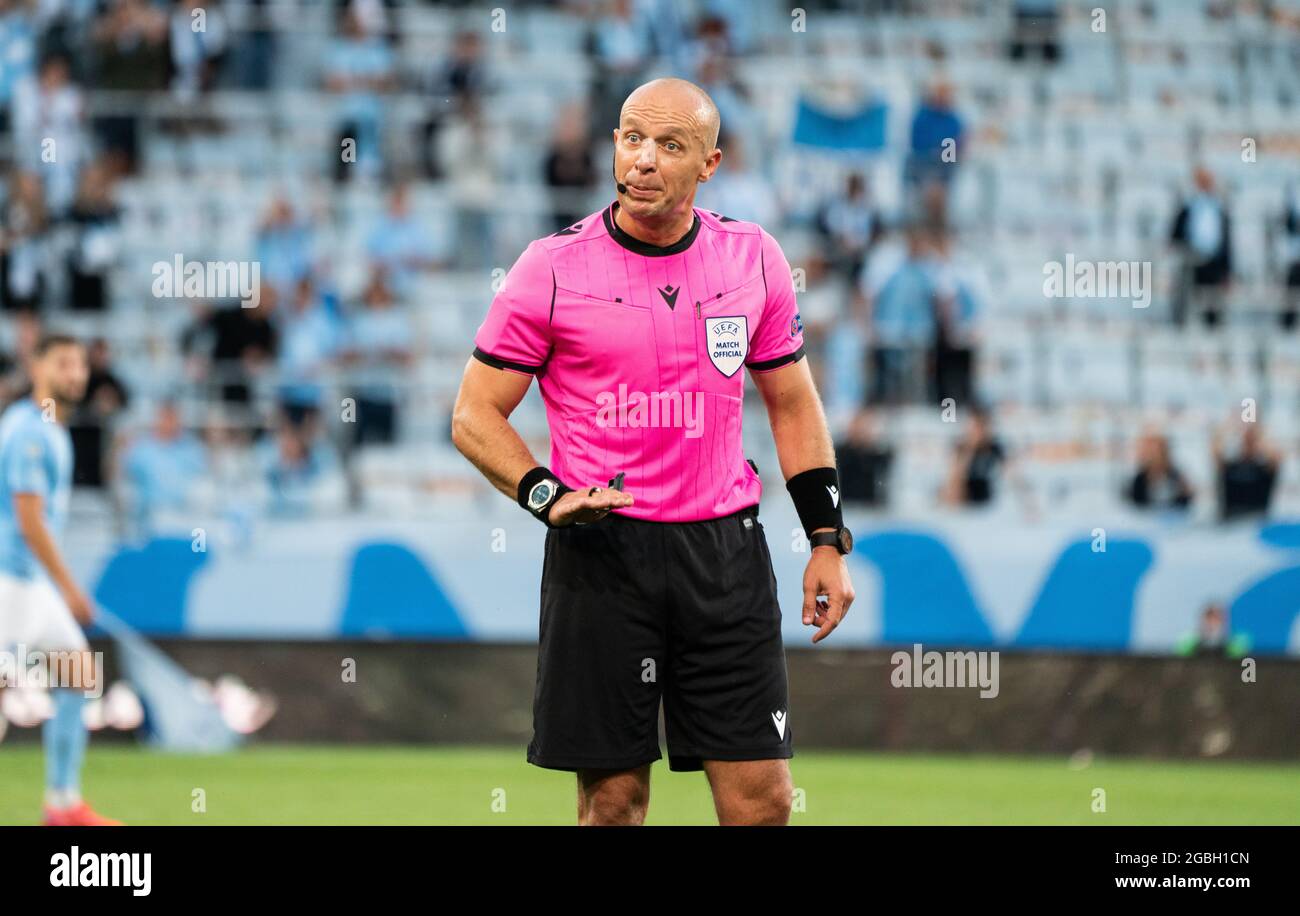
[837,527,854,555]
[528,481,555,510]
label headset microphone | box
[613,158,627,195]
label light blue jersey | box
[0,399,73,580]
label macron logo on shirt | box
[657,285,680,310]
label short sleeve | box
[3,425,51,498]
[745,229,807,373]
[472,241,556,375]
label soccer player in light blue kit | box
[0,334,120,825]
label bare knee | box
[577,768,650,826]
[707,761,793,826]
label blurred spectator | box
[66,161,121,311]
[906,81,963,193]
[942,406,1005,506]
[1213,423,1282,521]
[696,130,777,227]
[418,29,487,180]
[92,0,169,173]
[438,99,499,268]
[0,313,37,402]
[70,338,130,488]
[1008,0,1060,63]
[181,291,279,406]
[586,0,652,141]
[816,173,881,283]
[0,312,37,407]
[276,277,341,428]
[929,233,986,406]
[325,4,396,183]
[834,408,894,508]
[544,104,596,232]
[700,1,753,55]
[258,420,342,517]
[859,228,935,405]
[169,0,229,102]
[339,269,412,447]
[0,1,37,131]
[0,347,16,405]
[0,171,49,314]
[1126,431,1194,511]
[1170,167,1233,327]
[12,52,84,214]
[688,11,733,63]
[1282,182,1300,330]
[255,197,315,297]
[787,252,841,371]
[365,183,441,297]
[1175,603,1251,658]
[227,0,277,90]
[694,52,756,153]
[638,0,690,66]
[121,400,208,525]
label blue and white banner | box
[66,504,1300,655]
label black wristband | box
[516,466,573,526]
[785,467,844,537]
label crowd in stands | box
[0,0,1296,529]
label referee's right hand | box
[547,486,635,527]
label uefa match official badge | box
[705,316,748,377]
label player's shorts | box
[528,503,792,773]
[0,572,89,655]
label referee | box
[452,78,855,826]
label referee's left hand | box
[802,542,854,644]
[547,485,635,527]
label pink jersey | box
[473,201,806,522]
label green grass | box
[2,744,1296,825]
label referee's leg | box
[577,765,652,826]
[663,508,795,825]
[529,517,667,824]
[703,759,793,826]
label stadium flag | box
[791,96,887,151]
[95,609,241,753]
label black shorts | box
[528,504,792,773]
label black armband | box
[516,466,573,526]
[785,466,844,537]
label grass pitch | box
[1,744,1295,825]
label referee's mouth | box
[624,184,662,200]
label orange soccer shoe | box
[43,801,124,827]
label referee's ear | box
[698,147,722,184]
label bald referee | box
[451,78,855,826]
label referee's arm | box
[450,359,633,523]
[750,357,856,643]
[451,359,540,498]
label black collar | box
[603,202,701,257]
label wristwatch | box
[809,526,853,555]
[527,479,564,518]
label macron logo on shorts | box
[826,485,839,508]
[771,709,787,740]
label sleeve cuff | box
[472,346,543,375]
[745,344,806,373]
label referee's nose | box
[634,142,658,170]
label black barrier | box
[7,640,1290,761]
